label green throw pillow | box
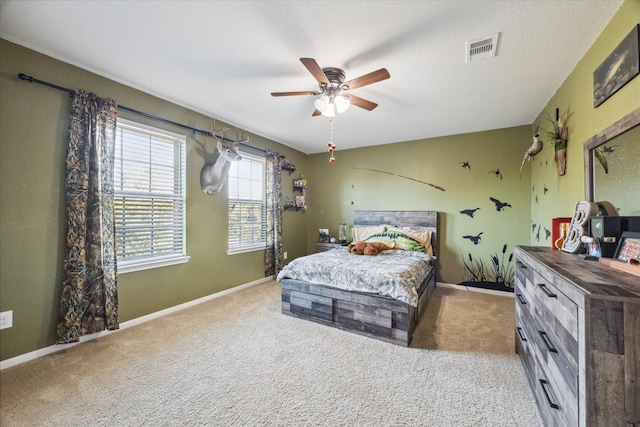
[365,231,426,252]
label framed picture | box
[613,231,640,262]
[593,24,639,107]
[318,228,330,243]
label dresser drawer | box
[532,314,578,399]
[515,301,536,389]
[528,271,578,368]
[533,363,578,427]
[515,259,533,289]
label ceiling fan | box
[271,58,390,117]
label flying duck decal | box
[460,208,481,218]
[463,232,483,245]
[490,197,512,211]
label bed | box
[277,210,438,346]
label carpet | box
[0,282,542,426]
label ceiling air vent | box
[466,33,499,63]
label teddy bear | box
[347,240,394,255]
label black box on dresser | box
[589,216,640,258]
[514,246,640,427]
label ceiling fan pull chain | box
[327,120,336,163]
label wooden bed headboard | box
[353,210,438,255]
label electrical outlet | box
[284,251,288,260]
[0,311,13,330]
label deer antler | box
[232,127,249,145]
[210,118,229,137]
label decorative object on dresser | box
[614,231,640,262]
[514,246,640,426]
[561,201,617,254]
[278,210,438,347]
[551,217,572,250]
[561,201,598,253]
[590,216,640,258]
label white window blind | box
[227,151,266,254]
[114,119,188,272]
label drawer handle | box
[516,261,528,270]
[516,327,527,342]
[537,283,557,298]
[516,293,527,305]
[539,379,560,409]
[538,331,558,353]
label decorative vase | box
[555,147,567,176]
[555,222,569,250]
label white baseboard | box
[437,282,514,297]
[0,277,273,370]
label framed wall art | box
[593,24,639,107]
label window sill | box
[118,255,190,274]
[227,245,266,256]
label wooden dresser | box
[514,246,640,427]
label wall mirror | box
[584,107,640,216]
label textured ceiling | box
[0,1,623,154]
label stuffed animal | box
[347,240,395,255]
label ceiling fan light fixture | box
[321,103,336,117]
[334,95,350,113]
[314,94,330,112]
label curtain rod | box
[18,73,278,156]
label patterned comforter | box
[276,248,435,306]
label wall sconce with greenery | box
[545,107,573,176]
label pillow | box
[365,231,426,252]
[387,227,433,255]
[352,225,386,242]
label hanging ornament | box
[327,119,336,163]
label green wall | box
[305,127,532,284]
[0,39,308,361]
[530,0,640,240]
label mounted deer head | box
[200,120,246,195]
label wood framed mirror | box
[583,107,640,215]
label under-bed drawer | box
[281,279,423,347]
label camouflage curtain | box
[57,90,119,343]
[265,151,283,277]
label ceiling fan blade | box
[344,68,390,90]
[347,94,378,111]
[312,109,322,117]
[300,58,329,85]
[271,91,317,97]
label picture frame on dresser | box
[614,231,640,261]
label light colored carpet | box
[0,282,542,426]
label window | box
[114,119,188,273]
[227,151,266,254]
